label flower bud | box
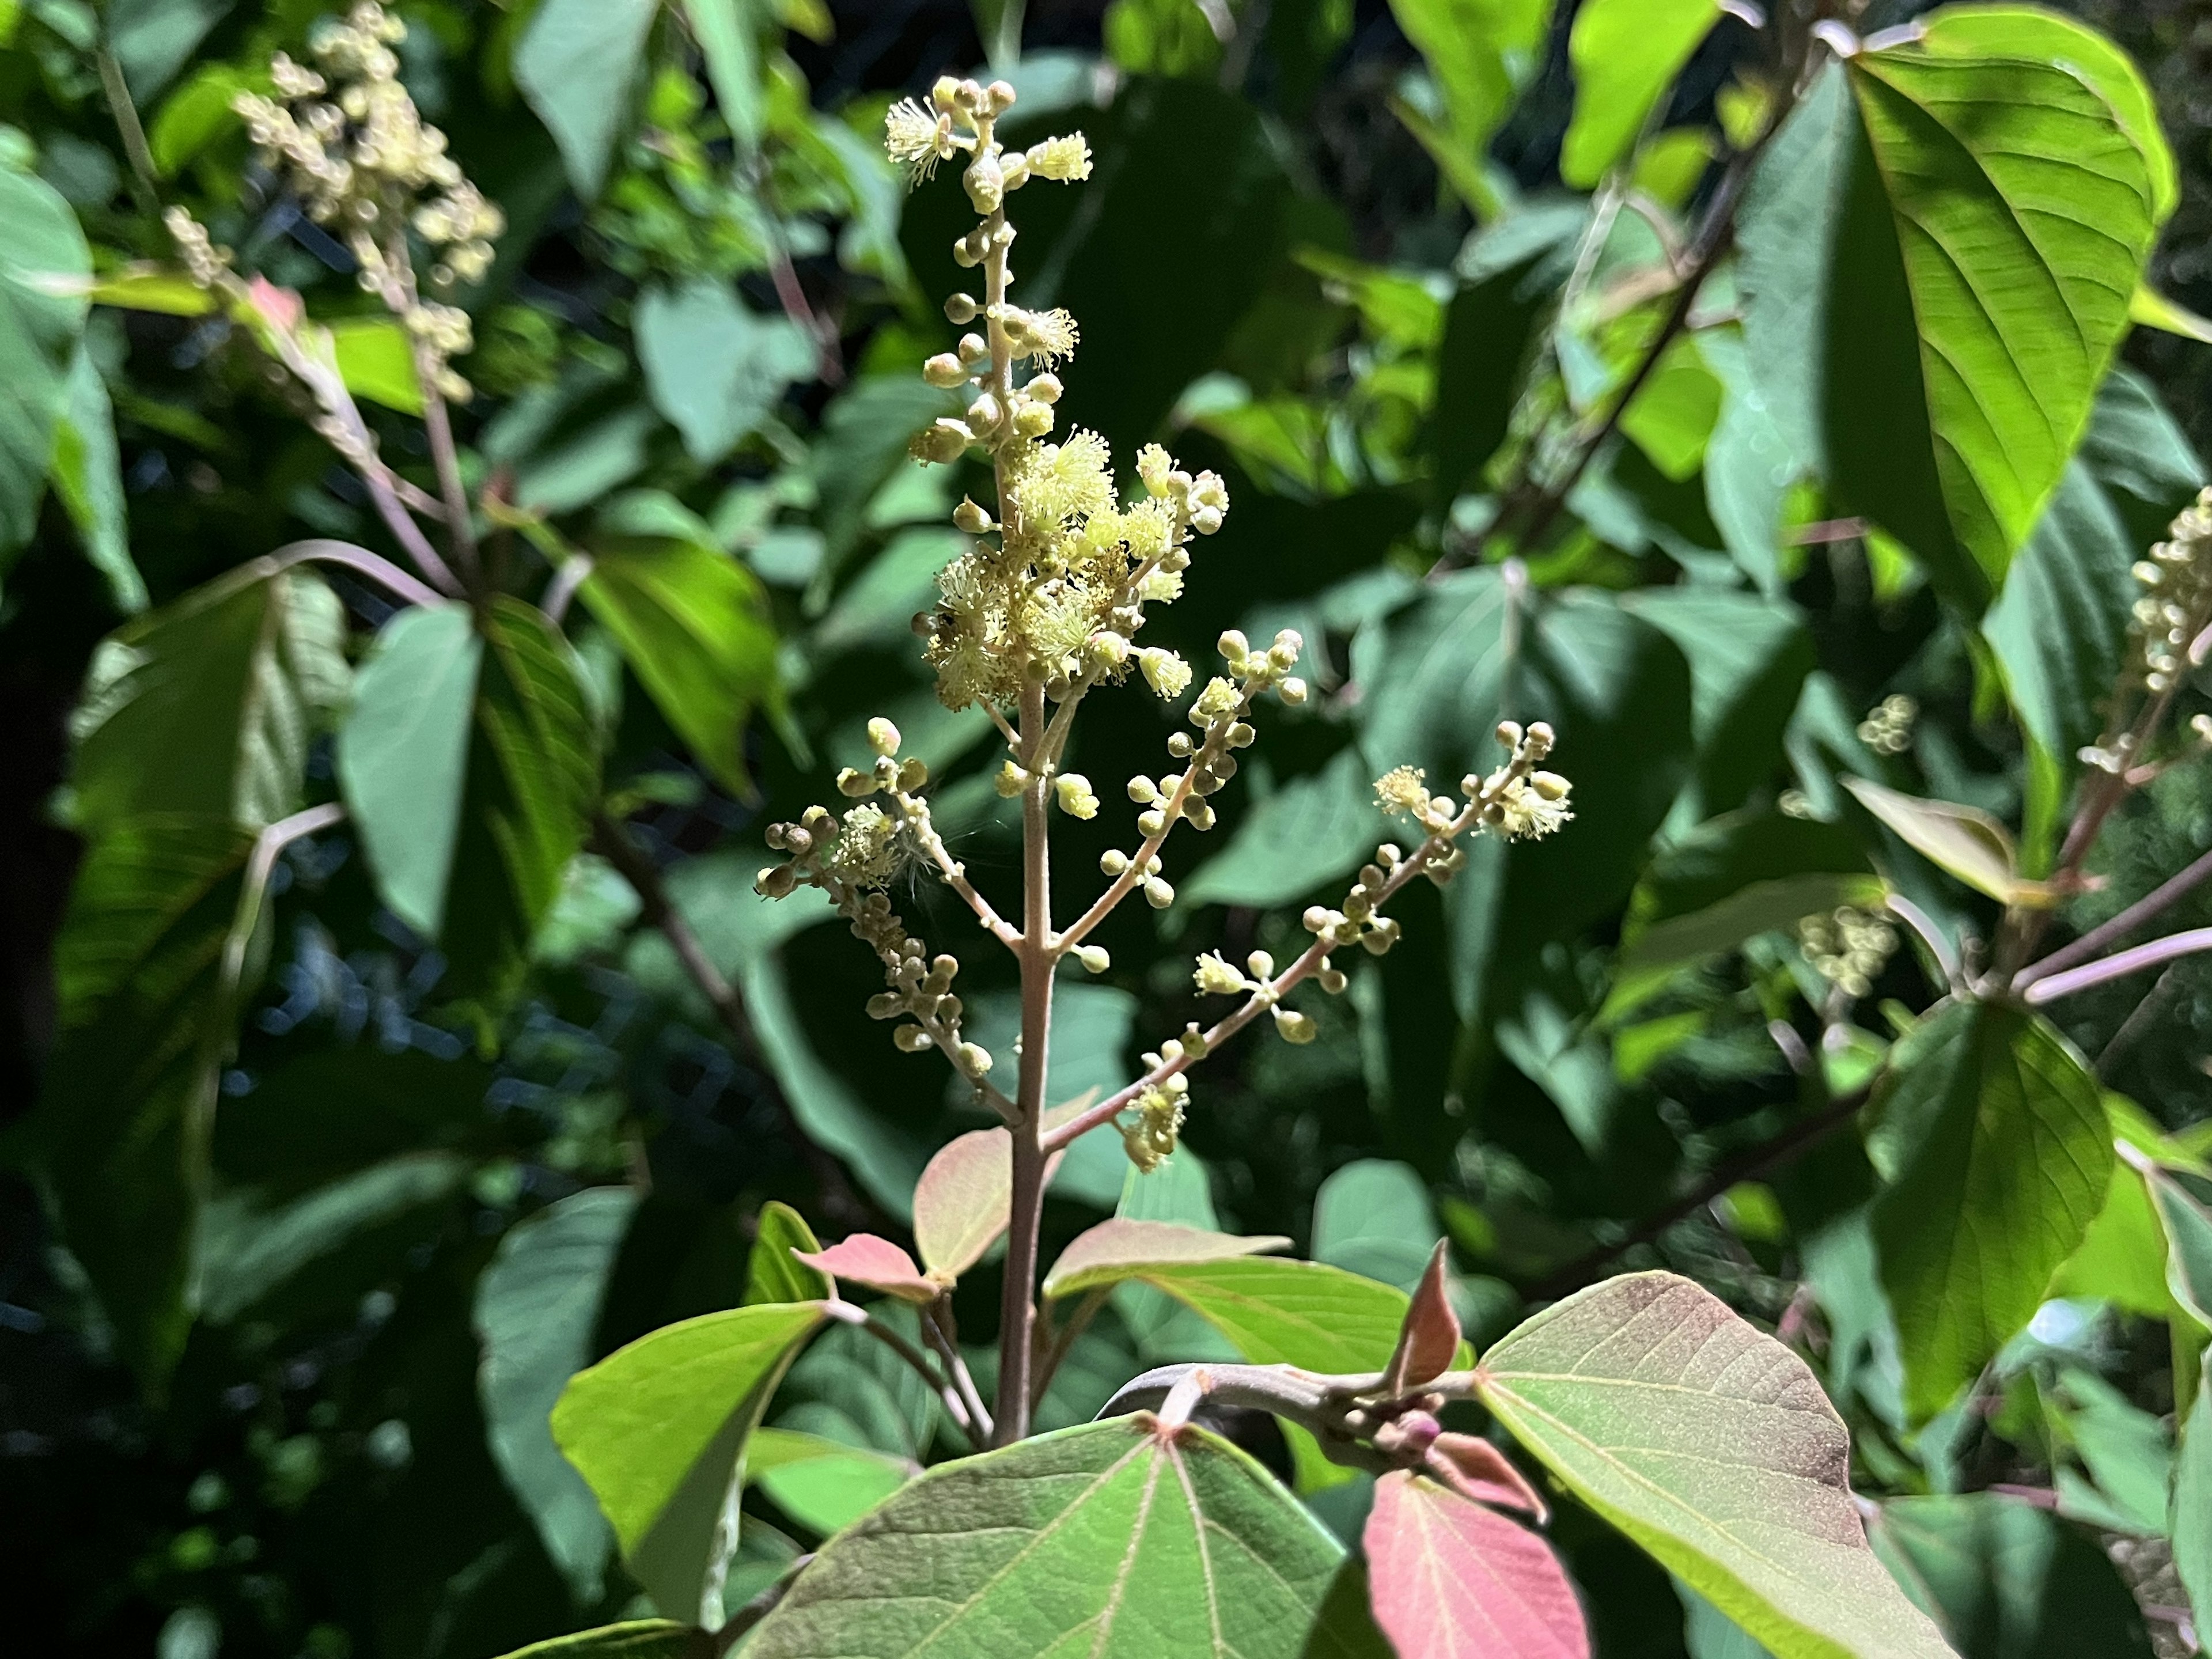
[999,150,1031,190]
[953,497,992,533]
[867,717,902,757]
[1218,629,1249,664]
[959,332,990,363]
[995,760,1028,798]
[987,79,1017,112]
[1166,732,1195,757]
[894,1024,933,1052]
[923,353,968,388]
[1303,906,1332,933]
[756,863,797,899]
[1495,720,1523,749]
[967,391,1004,433]
[1525,721,1555,754]
[1012,399,1055,438]
[1192,506,1223,535]
[963,151,1004,213]
[1531,771,1570,801]
[1026,372,1063,404]
[1184,799,1214,831]
[1138,808,1166,838]
[1279,677,1308,705]
[957,1042,994,1078]
[1075,944,1110,974]
[1055,773,1099,819]
[931,75,963,112]
[945,293,979,324]
[1247,950,1275,980]
[1143,876,1175,909]
[1100,849,1130,876]
[836,767,875,798]
[912,418,971,464]
[1272,1007,1317,1044]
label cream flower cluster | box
[1798,905,1897,1001]
[232,2,502,399]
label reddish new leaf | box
[1429,1431,1547,1521]
[1365,1471,1589,1659]
[910,1125,1067,1283]
[791,1234,940,1305]
[1381,1239,1461,1393]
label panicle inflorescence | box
[2080,487,2212,776]
[1855,694,1916,757]
[1798,905,1897,1002]
[227,1,501,401]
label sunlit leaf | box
[743,1416,1389,1657]
[2175,1358,2212,1627]
[1868,1002,2111,1421]
[48,343,145,611]
[1842,776,2037,907]
[634,282,814,464]
[745,1427,915,1536]
[328,317,423,414]
[911,1126,1067,1282]
[2119,1143,2212,1326]
[1381,1241,1460,1393]
[1363,1472,1588,1659]
[792,1234,939,1305]
[552,1301,828,1624]
[1476,1271,1956,1659]
[1561,0,1722,187]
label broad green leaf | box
[2175,1358,2212,1627]
[1679,1584,1780,1659]
[514,0,659,199]
[1562,0,1722,187]
[1386,0,1552,200]
[443,600,601,1001]
[1622,588,1815,819]
[1831,18,2164,605]
[1613,873,1883,1010]
[1312,1159,1441,1294]
[328,317,423,414]
[0,163,89,559]
[147,63,259,177]
[1353,565,1509,786]
[108,0,229,100]
[2046,1369,2171,1537]
[578,533,778,794]
[634,281,815,464]
[1476,1271,1956,1659]
[1867,1002,2111,1421]
[48,343,146,611]
[494,1622,711,1659]
[1619,330,1724,481]
[1700,328,1802,594]
[1181,745,1380,911]
[746,1427,914,1536]
[744,1416,1389,1657]
[1363,1472,1588,1659]
[1428,238,1557,503]
[745,1200,832,1305]
[86,268,219,316]
[477,1186,640,1603]
[199,1151,471,1325]
[34,816,255,1387]
[337,604,481,937]
[2048,1099,2189,1320]
[1869,1493,2157,1657]
[1842,776,2034,907]
[552,1301,828,1624]
[1041,1219,1291,1300]
[73,561,346,837]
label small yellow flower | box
[1374,766,1428,817]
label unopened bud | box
[923,353,967,388]
[1143,876,1175,909]
[996,760,1029,798]
[837,767,876,798]
[1027,372,1063,404]
[953,497,992,533]
[1075,944,1110,974]
[756,864,797,899]
[944,293,978,324]
[867,717,902,757]
[894,1024,934,1052]
[1101,849,1130,876]
[1272,1007,1317,1044]
[957,1041,994,1078]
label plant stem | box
[923,1300,994,1445]
[827,1304,977,1443]
[997,679,1052,1444]
[590,810,876,1232]
[1030,1286,1106,1411]
[271,538,445,609]
[94,43,160,215]
[2021,927,2212,1006]
[1527,1082,1874,1301]
[2014,843,2212,990]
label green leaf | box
[108,0,230,101]
[0,161,89,560]
[48,341,147,611]
[514,0,660,199]
[1869,1493,2157,1657]
[1561,0,1722,187]
[1867,1002,2112,1421]
[2047,1369,2172,1537]
[1041,1219,1291,1299]
[2175,1358,2212,1628]
[73,559,349,836]
[1984,368,2202,758]
[578,533,778,794]
[2122,1146,2212,1326]
[635,282,815,464]
[1615,873,1882,1009]
[1841,775,2034,907]
[682,0,761,152]
[1830,17,2165,605]
[1622,588,1815,819]
[552,1301,828,1624]
[1700,328,1802,594]
[1428,239,1556,504]
[445,600,604,999]
[2050,1100,2191,1320]
[336,603,481,938]
[745,1200,832,1305]
[1312,1159,1442,1294]
[477,1187,641,1603]
[494,1622,712,1659]
[1476,1271,1956,1659]
[147,63,258,177]
[746,1427,915,1536]
[743,1416,1389,1657]
[33,816,255,1387]
[1385,0,1552,194]
[328,317,424,415]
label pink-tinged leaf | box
[910,1126,1066,1283]
[791,1235,940,1305]
[244,275,303,332]
[1382,1238,1461,1393]
[1365,1471,1590,1659]
[1428,1432,1547,1521]
[1040,1218,1292,1299]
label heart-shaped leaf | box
[1382,1240,1461,1393]
[1476,1271,1955,1659]
[1364,1471,1589,1659]
[551,1302,827,1624]
[791,1235,940,1305]
[1042,1218,1291,1300]
[743,1415,1389,1657]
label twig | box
[590,810,876,1231]
[889,789,1020,947]
[272,537,445,609]
[823,1302,975,1440]
[922,1300,994,1445]
[2021,928,2212,1006]
[541,555,592,627]
[2014,844,2212,990]
[1527,1083,1874,1301]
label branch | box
[823,1302,977,1442]
[2021,927,2212,1006]
[2014,843,2212,991]
[590,810,877,1231]
[272,537,445,609]
[94,45,159,215]
[922,1300,994,1445]
[1526,1082,1874,1301]
[889,788,1019,947]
